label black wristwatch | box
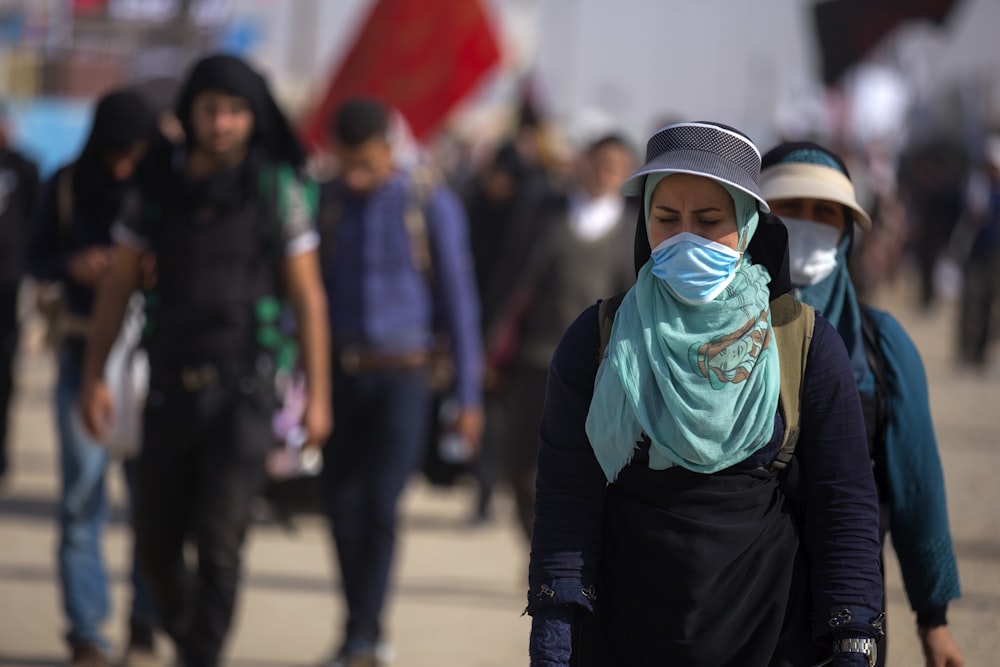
[832,637,877,667]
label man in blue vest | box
[317,98,483,667]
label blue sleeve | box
[426,185,484,408]
[26,174,69,282]
[872,308,961,614]
[798,316,885,640]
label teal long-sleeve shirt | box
[870,307,961,618]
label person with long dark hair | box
[27,89,158,667]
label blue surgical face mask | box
[650,232,742,305]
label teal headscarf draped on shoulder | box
[586,175,780,482]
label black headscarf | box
[175,53,306,169]
[73,90,157,225]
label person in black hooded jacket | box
[27,89,159,667]
[0,108,38,483]
[78,54,332,667]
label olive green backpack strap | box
[768,293,816,473]
[597,290,629,362]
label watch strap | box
[832,637,877,667]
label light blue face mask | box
[650,232,742,305]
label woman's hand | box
[919,625,964,667]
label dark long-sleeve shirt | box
[26,165,114,318]
[527,302,883,664]
[0,148,39,286]
[321,171,483,407]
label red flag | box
[300,0,502,149]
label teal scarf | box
[795,231,874,393]
[586,181,780,482]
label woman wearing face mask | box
[761,142,964,667]
[526,123,884,667]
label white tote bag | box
[103,294,149,460]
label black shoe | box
[324,640,378,667]
[70,643,109,667]
[118,622,157,667]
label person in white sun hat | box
[760,140,965,667]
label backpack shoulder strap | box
[404,165,440,284]
[56,166,74,247]
[597,290,629,361]
[769,294,816,473]
[257,162,286,262]
[859,304,890,447]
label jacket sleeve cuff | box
[916,605,948,628]
[529,605,574,667]
[814,605,885,642]
[524,579,597,615]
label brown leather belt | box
[180,363,221,391]
[337,345,431,375]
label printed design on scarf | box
[689,308,771,387]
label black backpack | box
[859,304,892,540]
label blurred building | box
[2,0,999,174]
[0,0,232,100]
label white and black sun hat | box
[620,121,770,212]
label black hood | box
[175,53,306,169]
[73,90,157,225]
[631,201,792,301]
[79,90,157,163]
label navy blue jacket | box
[528,303,883,665]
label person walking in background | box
[317,97,483,667]
[896,135,969,312]
[488,133,637,540]
[78,54,332,667]
[0,107,38,485]
[955,133,1000,370]
[761,140,964,667]
[528,122,884,666]
[462,140,555,525]
[26,90,158,667]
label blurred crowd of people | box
[0,45,994,667]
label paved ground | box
[0,270,997,666]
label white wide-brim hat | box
[759,161,872,231]
[620,122,770,212]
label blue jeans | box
[322,364,433,645]
[56,346,156,648]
